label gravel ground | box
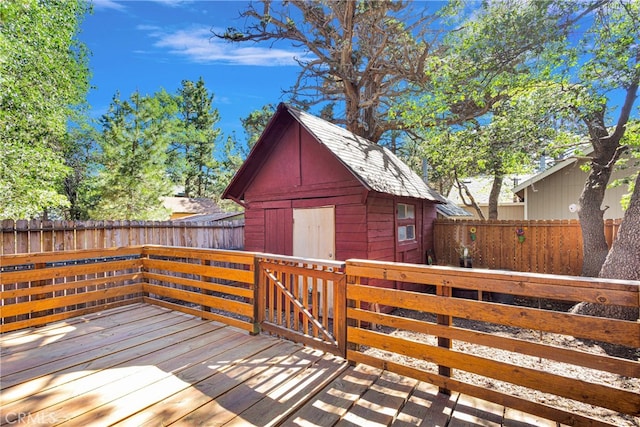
[362,303,639,427]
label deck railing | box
[0,247,144,332]
[141,245,257,333]
[345,259,639,426]
[1,246,638,426]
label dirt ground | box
[362,300,640,427]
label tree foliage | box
[0,0,90,219]
[404,0,590,217]
[218,0,444,143]
[422,83,582,218]
[171,77,221,198]
[241,104,275,149]
[406,0,639,277]
[89,91,177,220]
[61,122,99,220]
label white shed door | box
[293,206,335,260]
[293,206,336,318]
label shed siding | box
[234,112,440,285]
[366,196,395,261]
[264,208,293,255]
[244,208,265,252]
[335,203,368,260]
[245,121,357,203]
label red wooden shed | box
[223,103,446,271]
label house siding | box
[525,160,629,220]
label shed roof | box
[224,103,446,204]
[435,196,474,217]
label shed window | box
[397,203,416,242]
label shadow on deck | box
[1,304,556,427]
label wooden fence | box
[433,219,622,276]
[0,218,626,276]
[0,219,245,255]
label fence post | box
[437,278,452,395]
[200,257,211,320]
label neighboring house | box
[162,197,242,221]
[223,103,447,294]
[513,147,637,220]
[447,175,531,220]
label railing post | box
[251,255,262,335]
[200,257,210,320]
[345,268,360,365]
[140,246,149,301]
[334,274,347,358]
[437,278,452,395]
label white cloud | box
[147,0,193,7]
[142,26,306,66]
[91,0,193,12]
[90,0,126,11]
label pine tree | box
[173,78,220,198]
[90,90,177,220]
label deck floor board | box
[0,304,561,427]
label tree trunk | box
[488,173,503,220]
[578,79,638,277]
[601,173,640,280]
[572,173,640,321]
[577,163,612,277]
[578,112,620,277]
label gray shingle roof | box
[287,106,446,203]
[435,197,473,217]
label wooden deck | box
[2,304,560,427]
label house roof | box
[223,103,446,204]
[172,211,244,222]
[447,175,533,205]
[162,197,221,214]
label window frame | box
[396,202,417,248]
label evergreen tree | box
[173,77,221,198]
[241,104,275,149]
[90,90,177,220]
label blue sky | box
[82,0,304,138]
